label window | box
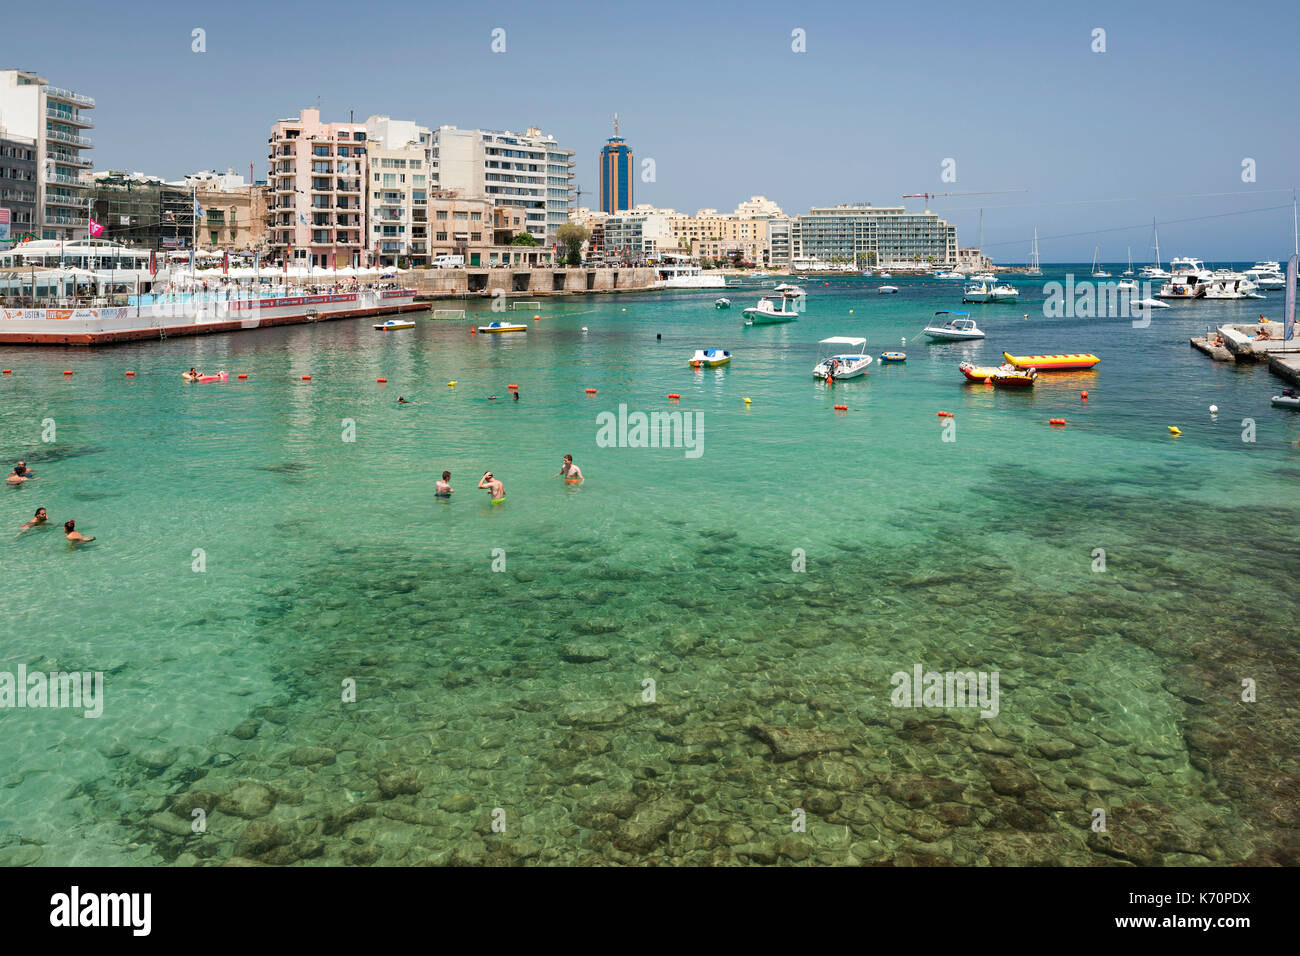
[313,145,330,157]
[435,210,447,220]
[436,232,447,241]
[382,174,396,187]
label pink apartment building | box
[267,108,368,268]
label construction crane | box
[901,188,1028,213]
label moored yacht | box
[813,337,873,379]
[962,281,992,303]
[1157,257,1212,299]
[923,311,985,341]
[988,282,1020,303]
[742,294,800,325]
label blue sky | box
[5,0,1298,261]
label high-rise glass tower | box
[599,114,632,214]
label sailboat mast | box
[1153,217,1161,269]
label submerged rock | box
[745,723,852,762]
[376,770,423,799]
[560,643,611,664]
[612,797,692,853]
[136,747,179,771]
[218,782,277,819]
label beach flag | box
[149,250,156,275]
[223,250,229,275]
[284,246,290,273]
[194,199,204,220]
[88,218,104,238]
[1286,254,1297,342]
[253,251,259,272]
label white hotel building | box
[0,69,95,242]
[429,126,574,244]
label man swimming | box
[478,471,505,502]
[7,466,31,485]
[14,461,34,478]
[20,507,48,531]
[435,471,453,497]
[64,519,95,544]
[555,454,584,485]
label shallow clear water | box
[1,268,1297,866]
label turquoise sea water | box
[1,267,1297,866]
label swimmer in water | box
[64,519,95,544]
[398,396,411,404]
[20,507,48,531]
[14,461,34,478]
[435,471,453,497]
[7,466,31,485]
[555,454,584,485]
[478,471,505,502]
[513,390,519,401]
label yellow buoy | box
[849,309,854,314]
[1168,426,1181,436]
[743,397,752,404]
[447,381,457,387]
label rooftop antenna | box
[613,113,619,137]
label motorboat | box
[879,271,893,278]
[991,366,1037,387]
[988,282,1020,303]
[715,297,731,309]
[772,282,806,297]
[878,285,899,294]
[689,348,731,368]
[923,311,985,341]
[182,371,229,383]
[962,282,992,303]
[743,294,800,325]
[1131,297,1170,310]
[1091,246,1111,278]
[970,272,997,283]
[476,321,529,333]
[1203,275,1262,299]
[374,319,416,331]
[879,351,906,363]
[1158,258,1213,299]
[813,337,873,379]
[1002,351,1099,371]
[861,270,874,277]
[1271,387,1300,409]
[935,271,965,279]
[1249,270,1287,291]
[1115,278,1139,292]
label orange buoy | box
[1,369,11,374]
[301,375,312,381]
[507,384,518,390]
[1080,390,1088,400]
[470,328,476,335]
[377,378,387,383]
[937,411,953,418]
[533,314,539,320]
[585,388,597,394]
[833,404,848,411]
[667,393,680,400]
[63,370,74,375]
[125,371,135,376]
[1049,418,1067,426]
[237,374,248,379]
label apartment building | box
[267,108,367,268]
[0,131,38,239]
[0,69,95,241]
[364,115,433,267]
[793,203,958,269]
[430,126,574,244]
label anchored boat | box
[374,319,416,331]
[715,297,731,309]
[813,337,873,379]
[879,351,906,363]
[923,312,985,341]
[476,321,529,334]
[1002,352,1099,371]
[689,348,731,368]
[743,294,800,325]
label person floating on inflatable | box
[555,454,584,485]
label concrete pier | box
[408,266,657,301]
[1268,353,1300,387]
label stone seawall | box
[408,267,658,300]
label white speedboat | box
[1158,257,1212,299]
[878,285,899,294]
[962,282,992,303]
[1272,388,1300,409]
[1131,297,1170,309]
[989,283,1020,303]
[861,270,874,277]
[772,282,806,297]
[715,297,731,309]
[935,271,965,279]
[1203,276,1262,299]
[743,294,800,325]
[970,272,997,283]
[1244,262,1286,290]
[923,311,985,341]
[879,271,892,278]
[813,337,873,379]
[1116,277,1139,292]
[689,348,731,368]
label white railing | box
[45,128,93,148]
[44,86,95,107]
[46,106,93,128]
[45,193,90,208]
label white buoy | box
[582,327,588,332]
[1209,405,1218,414]
[901,337,907,345]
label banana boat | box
[1003,352,1099,371]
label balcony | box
[45,193,90,209]
[45,128,93,148]
[44,86,95,108]
[45,213,77,226]
[49,151,93,168]
[46,106,93,128]
[46,172,82,187]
